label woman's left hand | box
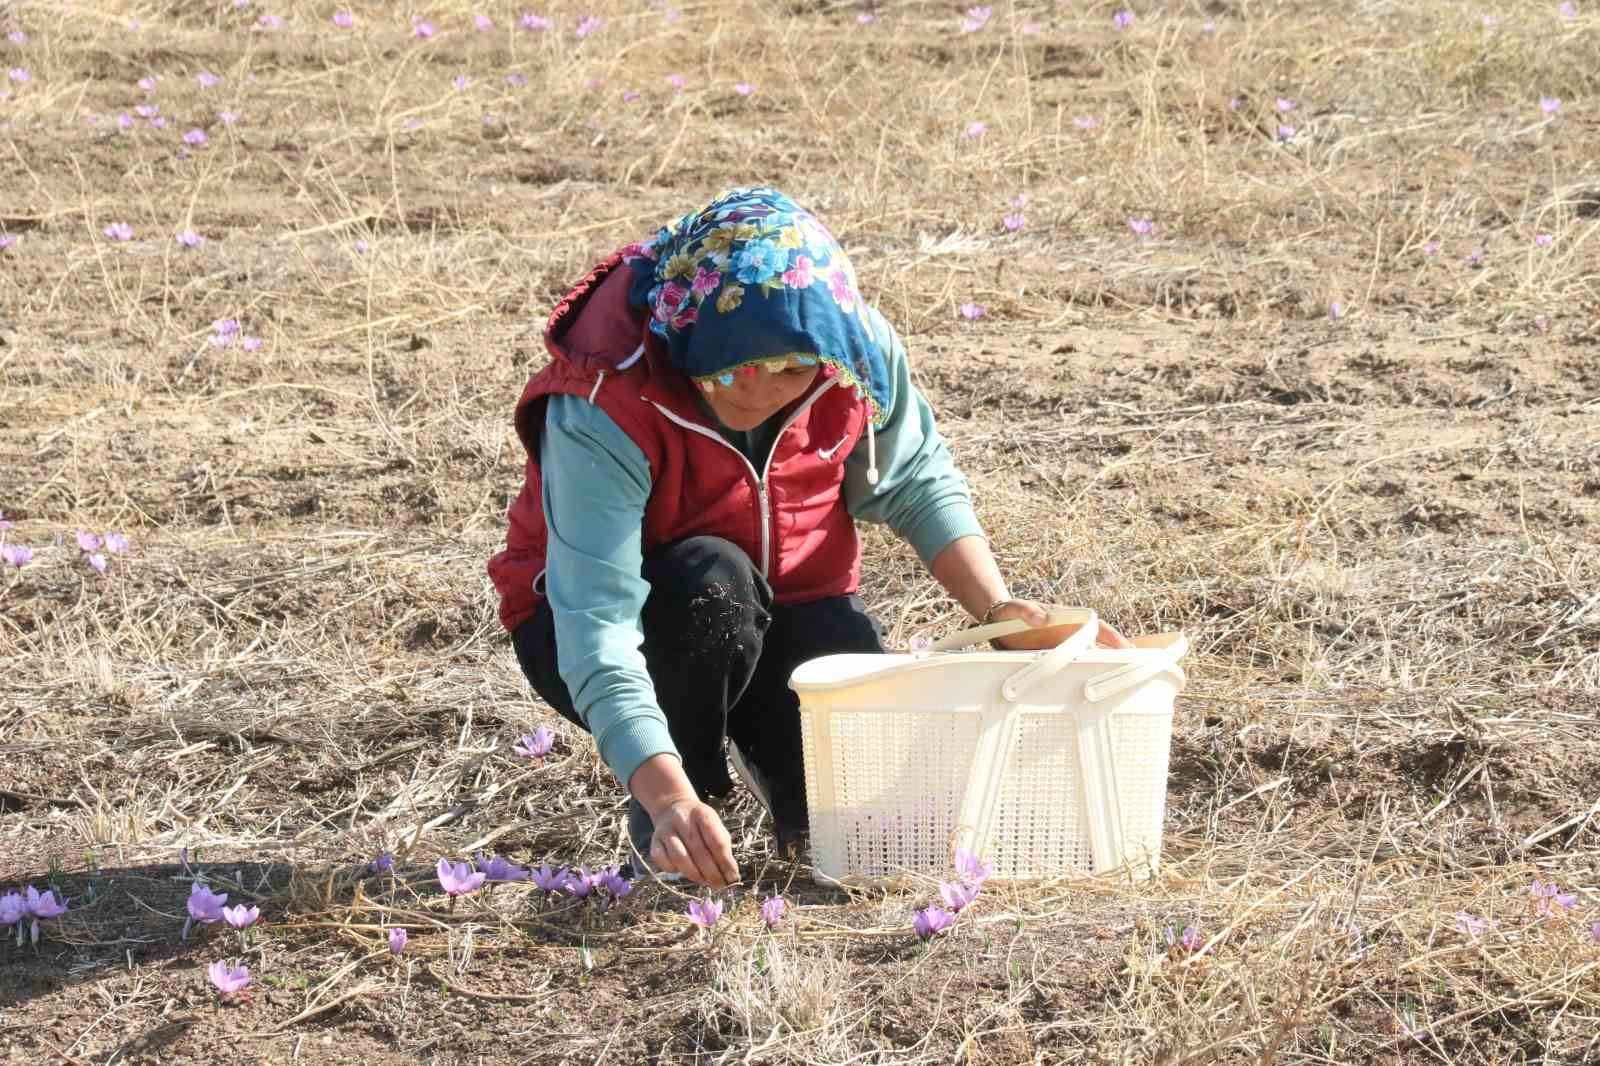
[987,599,1133,651]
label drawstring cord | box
[866,416,878,486]
[588,370,606,404]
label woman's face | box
[701,364,821,431]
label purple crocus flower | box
[959,5,992,33]
[1467,247,1484,265]
[476,852,529,882]
[389,927,407,954]
[513,725,554,759]
[452,74,472,90]
[6,67,26,84]
[412,19,435,39]
[734,83,756,97]
[87,552,108,574]
[474,14,494,31]
[686,898,724,928]
[25,886,67,920]
[1540,96,1562,115]
[137,75,155,92]
[241,336,263,351]
[962,119,987,138]
[1535,233,1554,247]
[0,235,14,252]
[218,110,239,125]
[6,30,26,44]
[520,12,554,31]
[1277,124,1296,140]
[1165,924,1200,952]
[574,14,603,37]
[134,103,157,118]
[208,960,251,998]
[187,882,227,922]
[1329,300,1343,320]
[913,904,954,940]
[222,904,259,929]
[954,848,991,885]
[1,544,34,568]
[176,229,203,248]
[1112,9,1134,30]
[597,866,631,900]
[103,222,134,241]
[1127,217,1155,237]
[183,128,207,146]
[436,858,485,897]
[1002,212,1025,233]
[1591,921,1600,945]
[562,866,597,898]
[257,14,283,30]
[0,891,24,929]
[1531,878,1578,917]
[76,530,102,552]
[331,11,354,29]
[761,895,786,930]
[1073,116,1098,130]
[197,71,219,88]
[531,864,568,893]
[505,73,529,87]
[958,301,986,321]
[1560,2,1578,19]
[665,73,686,90]
[938,880,980,912]
[1276,97,1296,113]
[150,116,167,129]
[369,852,394,874]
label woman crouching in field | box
[488,187,1129,889]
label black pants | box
[512,536,886,832]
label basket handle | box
[1082,633,1189,703]
[926,607,1097,653]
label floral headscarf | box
[623,187,891,427]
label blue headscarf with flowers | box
[622,187,892,428]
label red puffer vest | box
[487,249,869,633]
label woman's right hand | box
[648,797,740,888]
[630,753,740,888]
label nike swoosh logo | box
[818,433,850,460]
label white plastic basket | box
[791,608,1187,885]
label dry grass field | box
[2,0,1599,1062]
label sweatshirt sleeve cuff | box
[905,501,987,567]
[595,715,681,790]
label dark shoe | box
[729,744,809,860]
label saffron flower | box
[1329,300,1343,320]
[513,725,554,759]
[1534,233,1554,247]
[963,120,987,138]
[1128,217,1155,237]
[958,301,986,321]
[1455,912,1489,937]
[103,222,134,241]
[622,90,639,103]
[197,71,219,89]
[218,110,239,125]
[76,530,102,552]
[1073,116,1098,130]
[666,73,687,90]
[1560,2,1578,19]
[452,74,472,90]
[1467,247,1484,265]
[369,852,394,874]
[938,880,980,912]
[1112,9,1134,30]
[665,8,683,23]
[26,886,68,921]
[960,5,992,32]
[1422,240,1439,257]
[137,75,156,92]
[2,544,34,568]
[1531,878,1578,917]
[208,961,251,999]
[6,30,26,44]
[520,12,554,31]
[733,83,755,96]
[575,14,604,38]
[331,11,353,28]
[257,14,283,30]
[1277,124,1295,140]
[88,553,107,575]
[476,852,529,882]
[5,67,25,85]
[597,866,632,900]
[436,858,485,898]
[562,866,597,898]
[1164,924,1200,952]
[412,19,435,39]
[474,14,494,30]
[0,891,24,930]
[0,235,14,252]
[686,898,724,928]
[1591,921,1600,945]
[389,927,407,954]
[183,881,227,939]
[531,865,569,893]
[913,904,954,940]
[954,848,992,885]
[506,73,529,87]
[857,12,875,25]
[177,229,203,248]
[1540,96,1562,115]
[222,904,259,929]
[1276,97,1296,113]
[1002,212,1025,233]
[761,895,786,930]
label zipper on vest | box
[647,378,839,579]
